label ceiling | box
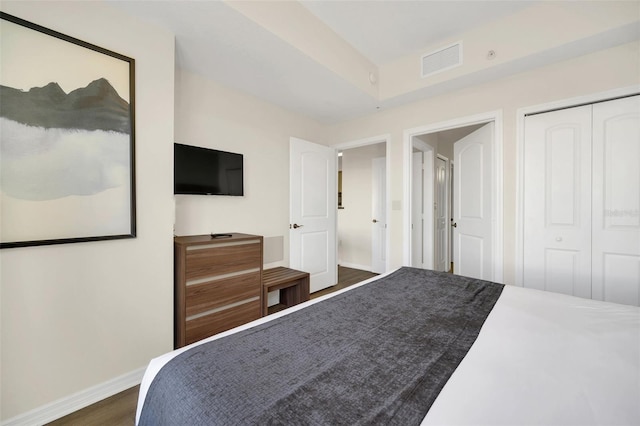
[109,1,638,124]
[299,1,532,65]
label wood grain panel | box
[263,267,309,288]
[185,299,261,345]
[185,242,261,281]
[186,271,261,317]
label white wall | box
[328,41,640,284]
[338,143,385,270]
[173,69,326,266]
[0,1,175,421]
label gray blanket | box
[139,267,504,425]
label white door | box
[434,156,449,272]
[411,147,435,269]
[411,152,424,268]
[290,137,337,293]
[591,96,640,305]
[423,150,434,269]
[523,105,593,298]
[371,157,386,274]
[453,123,493,280]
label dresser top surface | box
[174,233,262,246]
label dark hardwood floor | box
[312,265,378,299]
[46,385,140,426]
[46,266,377,426]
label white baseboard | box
[339,262,372,272]
[2,367,145,426]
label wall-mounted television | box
[174,143,244,196]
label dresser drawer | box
[185,240,261,281]
[186,271,261,317]
[175,233,264,348]
[185,298,261,345]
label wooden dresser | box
[174,233,263,348]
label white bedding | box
[136,271,640,425]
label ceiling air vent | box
[421,41,462,78]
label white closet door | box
[523,105,593,298]
[592,95,640,306]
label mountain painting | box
[0,12,135,248]
[1,78,131,201]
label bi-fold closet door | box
[523,95,640,306]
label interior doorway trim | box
[403,110,504,283]
[332,134,391,273]
[515,85,640,287]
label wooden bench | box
[263,267,310,316]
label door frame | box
[333,134,391,274]
[403,110,504,283]
[515,85,640,287]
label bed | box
[136,267,640,425]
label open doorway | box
[411,126,483,272]
[403,112,503,283]
[334,136,390,275]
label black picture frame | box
[0,12,136,249]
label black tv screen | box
[174,143,244,196]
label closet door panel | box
[602,254,640,305]
[544,249,581,296]
[592,95,640,306]
[523,106,592,298]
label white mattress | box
[136,271,640,425]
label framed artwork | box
[0,12,136,249]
